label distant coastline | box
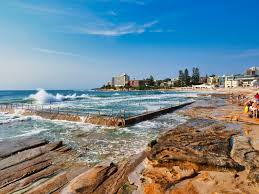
[97,86,259,95]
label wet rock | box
[0,141,62,170]
[0,137,47,159]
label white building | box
[246,66,259,76]
[192,84,214,89]
[111,73,130,87]
[225,75,259,88]
[225,76,241,88]
[207,76,220,87]
[224,66,259,88]
[251,80,259,87]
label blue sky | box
[0,0,259,89]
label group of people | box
[228,92,259,118]
[244,93,259,118]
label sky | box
[0,0,259,89]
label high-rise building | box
[111,73,130,87]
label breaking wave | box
[0,114,32,125]
[27,89,89,104]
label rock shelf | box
[1,95,259,193]
[0,137,88,194]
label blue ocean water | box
[0,89,196,164]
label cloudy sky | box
[0,0,259,89]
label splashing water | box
[27,89,89,104]
[0,89,197,164]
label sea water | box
[0,89,196,164]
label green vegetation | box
[101,67,201,90]
[192,67,200,85]
[178,67,200,87]
[100,84,116,90]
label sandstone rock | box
[128,158,148,193]
[0,136,84,194]
[0,163,63,194]
[93,151,147,194]
[143,183,164,194]
[61,161,118,194]
[251,139,259,151]
[150,120,243,171]
[0,141,62,170]
[230,136,254,166]
[230,136,259,182]
[169,171,259,194]
[138,119,259,193]
[26,171,69,194]
[0,137,47,159]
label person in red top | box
[255,93,259,100]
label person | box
[229,93,234,103]
[250,101,259,118]
[255,93,259,101]
[237,95,241,104]
[245,100,252,107]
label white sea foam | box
[0,115,32,125]
[96,93,197,106]
[13,127,50,138]
[27,89,89,104]
[0,89,196,164]
[112,93,121,96]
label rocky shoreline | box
[0,94,258,193]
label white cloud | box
[14,2,72,16]
[33,48,81,57]
[73,20,159,36]
[14,1,168,37]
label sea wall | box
[22,110,126,127]
[124,102,193,126]
[0,106,15,114]
[0,102,193,127]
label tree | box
[178,70,184,87]
[192,67,200,85]
[184,68,191,86]
[148,75,155,86]
[173,80,181,87]
[163,78,171,82]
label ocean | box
[0,89,197,164]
